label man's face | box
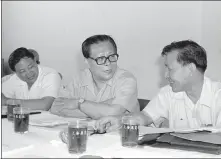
[15,57,39,85]
[87,41,118,82]
[164,50,191,92]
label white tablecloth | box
[2,113,221,158]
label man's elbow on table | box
[41,97,56,111]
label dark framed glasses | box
[89,53,119,65]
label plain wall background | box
[2,1,221,99]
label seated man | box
[95,40,221,132]
[2,47,61,111]
[50,34,139,119]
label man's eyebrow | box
[28,63,34,67]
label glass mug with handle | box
[60,119,88,154]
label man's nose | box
[104,58,111,66]
[26,69,33,76]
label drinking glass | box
[7,99,21,122]
[67,120,88,154]
[121,116,139,147]
[13,107,30,133]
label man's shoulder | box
[69,69,91,85]
[1,73,24,89]
[39,65,58,76]
[2,73,17,83]
[114,67,136,81]
[204,76,221,93]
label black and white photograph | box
[1,1,221,158]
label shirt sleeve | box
[214,89,221,127]
[2,74,13,83]
[40,72,61,98]
[142,86,170,127]
[57,72,84,99]
[2,75,16,98]
[111,75,139,113]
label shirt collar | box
[198,76,212,107]
[34,65,41,86]
[173,76,212,107]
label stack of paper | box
[139,126,221,136]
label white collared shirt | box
[58,67,139,116]
[143,77,221,129]
[2,65,61,99]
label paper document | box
[170,132,221,145]
[174,127,221,134]
[139,126,221,136]
[139,126,173,136]
[29,111,95,128]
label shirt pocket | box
[172,103,190,129]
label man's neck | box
[27,82,34,90]
[185,74,204,104]
[92,76,107,95]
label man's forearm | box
[7,97,55,111]
[80,100,126,119]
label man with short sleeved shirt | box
[94,40,221,132]
[133,40,221,129]
[50,35,139,119]
[2,47,61,111]
[143,77,221,129]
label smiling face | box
[87,41,118,82]
[14,57,39,86]
[164,50,191,92]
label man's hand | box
[130,112,153,126]
[95,116,121,133]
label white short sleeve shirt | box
[143,77,221,129]
[2,65,61,100]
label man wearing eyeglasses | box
[50,34,139,119]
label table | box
[2,113,221,158]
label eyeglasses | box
[89,53,119,65]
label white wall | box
[201,2,221,81]
[2,1,220,99]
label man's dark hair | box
[8,47,35,72]
[82,34,117,58]
[161,40,207,73]
[28,49,40,64]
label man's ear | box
[187,63,196,74]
